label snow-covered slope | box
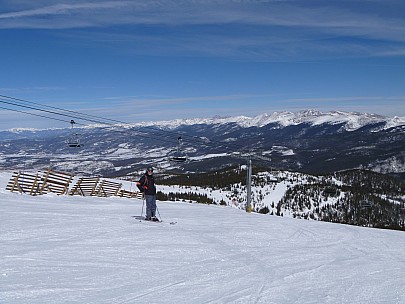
[1,173,404,304]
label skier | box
[136,166,158,221]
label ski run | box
[0,173,404,304]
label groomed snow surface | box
[1,188,405,303]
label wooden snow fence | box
[95,179,122,197]
[6,171,42,195]
[70,177,124,197]
[6,170,142,200]
[118,189,144,199]
[69,177,100,196]
[6,169,73,195]
[40,169,74,195]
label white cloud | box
[1,1,404,60]
[1,1,404,40]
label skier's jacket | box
[136,173,156,195]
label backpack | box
[137,175,148,193]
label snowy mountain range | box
[137,110,405,131]
[0,110,404,179]
[5,110,405,133]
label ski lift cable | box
[0,106,186,160]
[0,96,210,148]
[0,97,143,136]
[0,101,177,146]
[0,105,183,155]
[0,101,264,158]
[0,96,258,155]
[0,94,245,148]
[0,99,106,126]
[0,95,204,142]
[0,94,123,125]
[0,94,264,154]
[0,105,76,125]
[1,98,273,172]
[0,106,272,169]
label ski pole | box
[140,195,145,222]
[156,204,162,221]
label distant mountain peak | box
[140,110,404,131]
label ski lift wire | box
[0,97,204,148]
[0,98,119,126]
[0,94,268,156]
[0,99,213,150]
[0,94,232,148]
[0,94,123,125]
[0,103,171,146]
[0,105,76,124]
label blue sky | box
[0,0,404,129]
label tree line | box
[159,167,405,231]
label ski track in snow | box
[0,183,405,303]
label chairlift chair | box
[168,136,188,163]
[67,120,81,148]
[67,134,81,148]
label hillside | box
[2,165,404,231]
[156,168,405,231]
[1,176,404,304]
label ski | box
[144,219,161,223]
[132,216,177,225]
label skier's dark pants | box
[145,195,157,218]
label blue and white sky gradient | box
[1,0,404,129]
